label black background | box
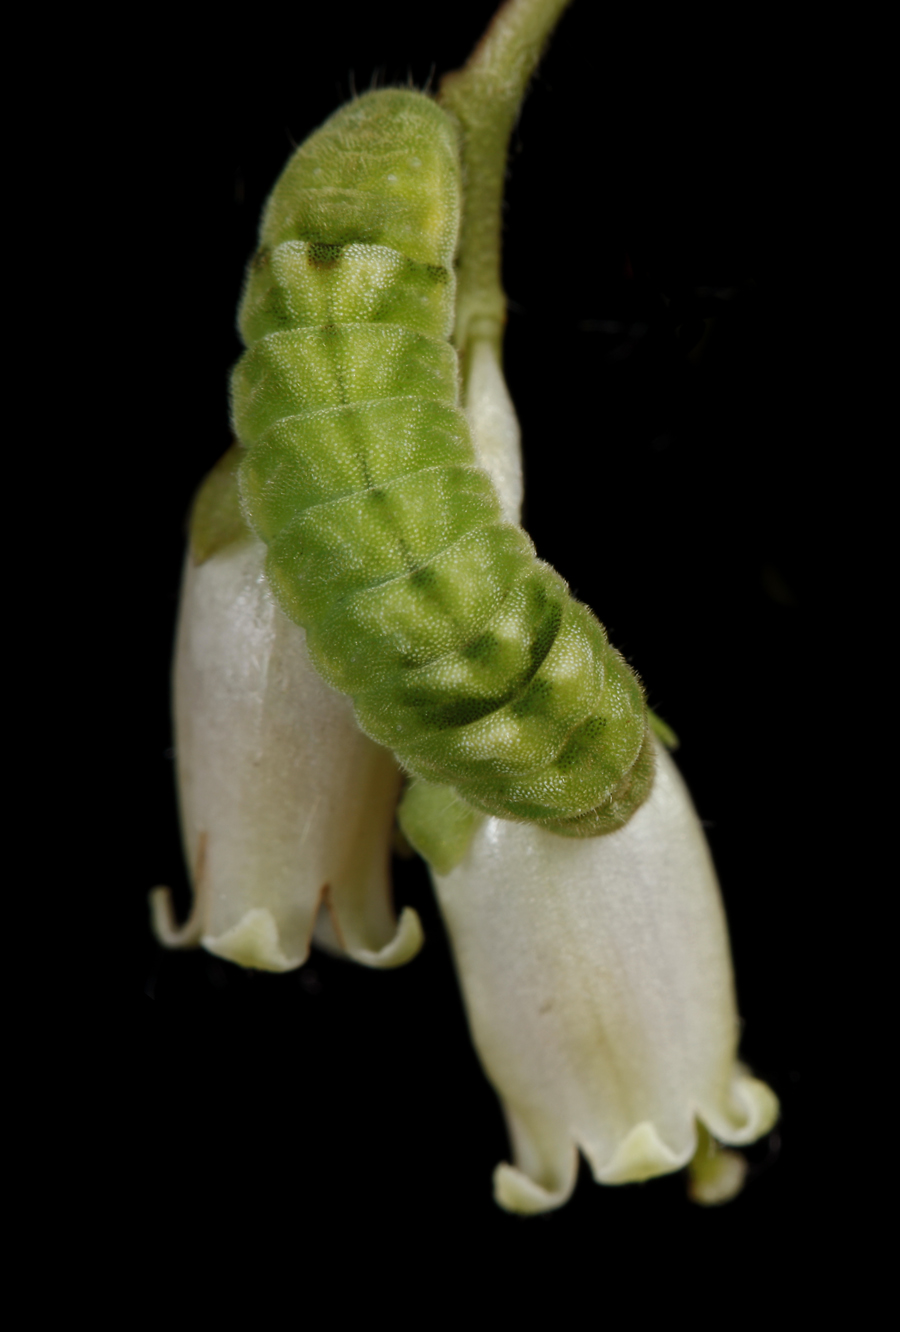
[84,0,855,1286]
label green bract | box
[231,88,653,836]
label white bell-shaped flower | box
[151,533,422,972]
[430,736,778,1213]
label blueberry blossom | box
[412,736,778,1212]
[151,457,422,973]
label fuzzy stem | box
[439,0,573,376]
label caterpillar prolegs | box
[232,88,654,836]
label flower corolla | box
[428,735,778,1212]
[151,528,422,972]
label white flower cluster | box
[152,336,777,1212]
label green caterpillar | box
[232,88,653,836]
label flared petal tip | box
[733,1075,780,1143]
[704,1071,780,1147]
[344,906,425,970]
[149,885,204,949]
[595,1121,689,1185]
[493,1161,575,1215]
[202,907,305,972]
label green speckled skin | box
[232,89,653,835]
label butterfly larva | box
[232,88,654,836]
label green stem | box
[438,0,573,377]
